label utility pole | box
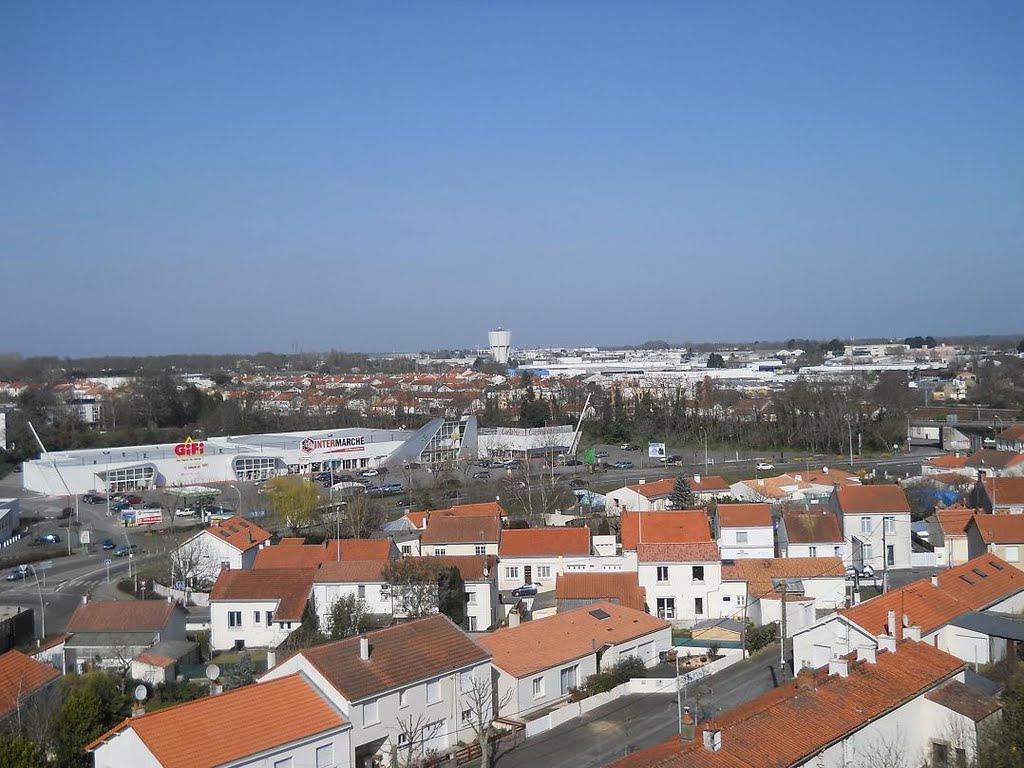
[776,580,788,677]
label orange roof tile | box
[209,569,314,621]
[966,449,1024,470]
[780,511,843,544]
[968,514,1024,544]
[607,641,964,768]
[623,478,676,498]
[691,475,730,492]
[421,515,501,545]
[478,602,669,678]
[835,484,910,515]
[621,510,712,550]
[935,554,1024,607]
[555,573,647,612]
[499,527,590,557]
[998,425,1024,441]
[0,650,61,718]
[933,507,978,536]
[638,542,721,563]
[280,615,489,701]
[67,600,176,633]
[314,560,389,583]
[926,454,971,469]
[981,477,1024,506]
[133,652,176,668]
[253,538,395,569]
[203,517,272,552]
[737,557,845,599]
[717,504,772,529]
[87,673,348,767]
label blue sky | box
[2,1,1022,356]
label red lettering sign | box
[174,437,205,458]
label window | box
[932,741,949,768]
[435,547,446,556]
[808,546,817,557]
[402,544,412,555]
[559,665,578,696]
[398,689,408,708]
[862,542,873,561]
[358,585,366,600]
[460,671,473,691]
[533,676,545,698]
[567,564,586,571]
[228,611,242,628]
[860,516,871,534]
[363,700,379,725]
[253,610,261,624]
[265,611,274,625]
[467,616,478,631]
[426,679,441,704]
[475,545,486,556]
[656,597,675,620]
[735,531,748,544]
[955,747,967,768]
[274,760,292,768]
[537,565,552,579]
[505,566,519,580]
[315,744,334,768]
[1006,546,1020,562]
[397,733,408,747]
[736,594,745,606]
[462,708,472,723]
[694,597,704,616]
[692,566,705,582]
[656,566,669,583]
[887,544,895,567]
[884,516,896,534]
[467,590,478,604]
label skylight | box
[972,568,988,579]
[959,575,974,584]
[990,561,1004,571]
[589,608,611,620]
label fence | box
[420,719,526,767]
[152,581,210,607]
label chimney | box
[904,625,921,642]
[359,635,370,661]
[131,703,146,718]
[680,707,695,742]
[887,610,897,637]
[828,657,849,678]
[638,478,645,485]
[877,635,896,653]
[823,466,829,475]
[694,474,701,484]
[702,727,722,752]
[930,575,939,587]
[82,594,89,605]
[794,474,802,482]
[796,666,816,690]
[857,645,876,664]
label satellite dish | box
[206,664,221,681]
[133,684,148,702]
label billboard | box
[136,509,163,525]
[648,442,666,459]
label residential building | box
[172,517,272,588]
[715,503,774,559]
[922,453,971,477]
[555,572,647,613]
[730,468,860,505]
[831,484,912,572]
[497,528,593,592]
[253,538,399,569]
[620,509,713,555]
[965,448,1024,478]
[778,510,845,560]
[965,514,1024,569]
[419,515,501,557]
[0,649,61,726]
[0,498,20,545]
[607,640,997,768]
[735,557,846,639]
[605,478,675,514]
[637,542,722,625]
[64,598,186,674]
[88,672,352,768]
[997,424,1024,452]
[479,602,671,718]
[925,506,978,569]
[261,615,491,768]
[792,555,1024,669]
[209,569,314,651]
[690,475,731,503]
[968,476,1024,514]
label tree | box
[1018,338,1024,354]
[338,490,385,539]
[224,650,257,690]
[265,475,323,535]
[326,593,372,639]
[437,567,466,628]
[706,353,725,369]
[670,475,695,509]
[52,672,131,768]
[461,673,514,768]
[0,736,41,768]
[383,558,440,618]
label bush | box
[707,642,721,659]
[582,655,648,696]
[745,621,777,655]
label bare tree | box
[383,558,440,618]
[389,713,445,768]
[853,733,910,768]
[461,672,514,768]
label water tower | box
[488,328,512,364]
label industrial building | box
[21,416,478,496]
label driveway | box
[490,644,784,768]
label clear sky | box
[2,1,1022,357]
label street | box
[490,644,785,768]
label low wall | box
[152,581,209,607]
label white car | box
[360,468,380,478]
[755,462,774,471]
[174,507,198,517]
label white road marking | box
[55,581,67,592]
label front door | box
[524,565,532,584]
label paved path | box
[490,644,785,768]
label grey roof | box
[964,668,1003,697]
[144,639,197,662]
[949,611,1024,642]
[693,617,745,634]
[65,631,158,648]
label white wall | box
[92,727,162,768]
[792,615,876,672]
[718,526,774,560]
[843,513,912,571]
[497,555,622,592]
[498,656,596,719]
[176,531,251,586]
[211,599,297,651]
[638,561,723,625]
[421,542,498,556]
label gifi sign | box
[174,437,205,458]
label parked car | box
[82,493,106,504]
[755,462,775,471]
[360,468,380,478]
[123,495,143,505]
[595,451,608,459]
[101,538,116,550]
[472,471,491,480]
[113,544,138,557]
[612,460,634,469]
[620,443,639,451]
[174,507,198,517]
[511,583,541,598]
[568,478,589,488]
[243,509,267,520]
[395,499,411,508]
[37,533,61,545]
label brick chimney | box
[680,707,695,742]
[796,666,816,690]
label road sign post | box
[104,558,112,583]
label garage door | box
[952,634,988,665]
[637,641,654,664]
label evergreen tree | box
[0,736,42,768]
[225,650,257,690]
[670,475,695,509]
[438,567,467,628]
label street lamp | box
[102,450,112,517]
[698,427,709,475]
[229,485,243,514]
[845,416,854,467]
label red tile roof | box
[966,449,1024,470]
[499,527,591,557]
[933,507,978,536]
[278,614,489,702]
[926,454,971,469]
[925,681,1001,722]
[606,641,964,768]
[253,538,395,569]
[966,514,1024,544]
[203,517,272,552]
[479,602,669,678]
[998,425,1024,441]
[209,569,314,621]
[314,560,389,583]
[982,477,1024,506]
[835,484,910,515]
[67,600,176,633]
[0,650,61,718]
[737,558,845,600]
[691,475,730,493]
[623,478,676,498]
[716,504,772,529]
[87,673,348,767]
[781,511,844,544]
[638,542,721,563]
[621,510,712,550]
[555,573,647,612]
[935,554,1024,607]
[421,515,501,545]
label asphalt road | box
[490,644,785,768]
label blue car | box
[101,539,116,550]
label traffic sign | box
[174,581,185,590]
[36,560,54,571]
[103,558,112,566]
